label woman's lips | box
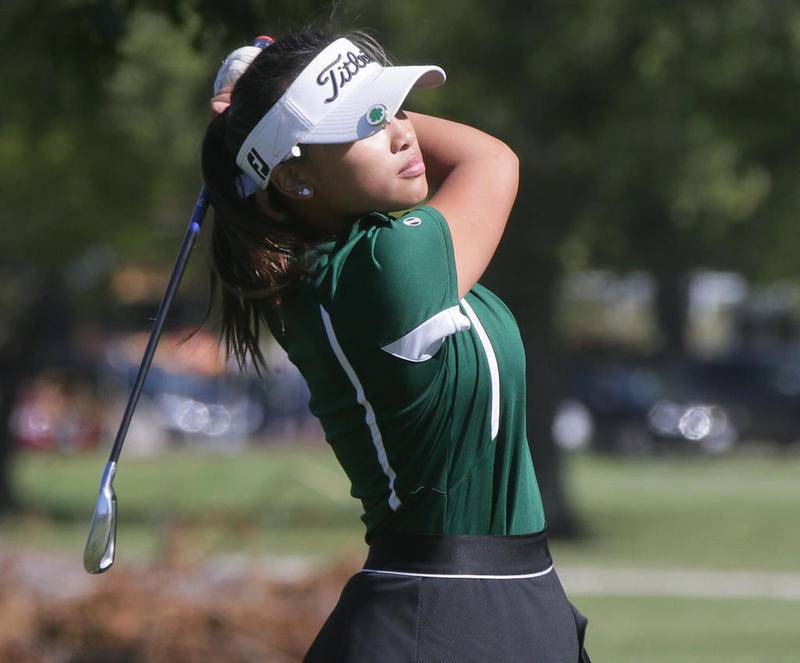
[398,156,426,178]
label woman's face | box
[296,109,429,218]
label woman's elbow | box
[494,142,520,194]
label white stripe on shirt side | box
[459,298,500,440]
[359,564,554,580]
[319,305,401,511]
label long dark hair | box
[200,28,389,372]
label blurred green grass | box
[6,447,368,564]
[4,447,799,662]
[6,447,799,570]
[574,595,798,663]
[551,450,800,572]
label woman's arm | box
[406,111,519,299]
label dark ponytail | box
[200,28,390,373]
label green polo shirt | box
[266,204,545,542]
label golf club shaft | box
[107,187,208,463]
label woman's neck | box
[287,198,357,237]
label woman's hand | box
[211,87,232,116]
[211,44,264,117]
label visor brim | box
[302,64,446,144]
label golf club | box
[82,191,207,574]
[83,36,274,574]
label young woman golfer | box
[205,28,591,663]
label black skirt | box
[304,529,591,663]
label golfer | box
[204,28,591,662]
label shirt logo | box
[317,50,374,103]
[403,217,422,227]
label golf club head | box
[83,462,118,574]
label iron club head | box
[83,462,118,574]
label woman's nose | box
[390,116,414,153]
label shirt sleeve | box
[329,204,471,362]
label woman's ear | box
[270,162,315,200]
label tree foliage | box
[4,1,799,279]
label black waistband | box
[363,529,552,576]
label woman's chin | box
[403,183,430,208]
[369,183,429,215]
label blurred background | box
[2,1,799,661]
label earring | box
[299,186,313,197]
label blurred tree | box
[0,2,230,511]
[537,1,799,351]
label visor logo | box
[247,147,270,180]
[317,50,374,103]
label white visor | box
[235,37,446,191]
